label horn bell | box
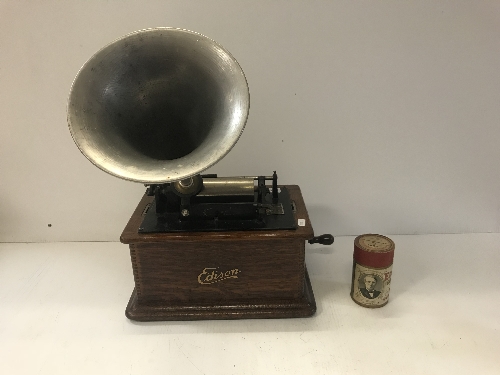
[67,28,250,183]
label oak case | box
[121,185,317,321]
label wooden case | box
[120,185,316,321]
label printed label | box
[298,219,306,226]
[351,262,392,307]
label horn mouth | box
[68,28,249,183]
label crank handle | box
[308,234,334,245]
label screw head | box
[181,209,189,217]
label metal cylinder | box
[350,234,395,308]
[198,177,255,197]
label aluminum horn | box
[67,28,249,183]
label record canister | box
[350,234,395,308]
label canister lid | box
[354,234,395,268]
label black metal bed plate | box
[139,187,297,233]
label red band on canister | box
[354,244,394,268]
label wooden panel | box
[125,268,316,321]
[132,239,305,304]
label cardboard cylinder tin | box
[350,234,395,308]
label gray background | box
[1,0,499,242]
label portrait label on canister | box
[351,234,395,308]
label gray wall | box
[1,1,499,242]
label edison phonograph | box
[67,28,333,321]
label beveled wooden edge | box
[125,267,317,321]
[120,185,315,244]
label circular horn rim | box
[67,27,249,183]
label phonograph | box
[67,28,333,321]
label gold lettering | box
[197,267,240,285]
[197,268,216,284]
